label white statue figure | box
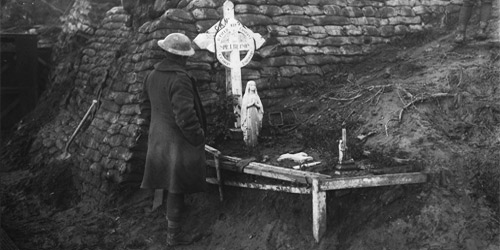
[241,81,264,147]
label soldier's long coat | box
[140,58,207,194]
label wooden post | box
[312,178,327,243]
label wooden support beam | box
[206,177,310,194]
[320,172,427,190]
[207,159,308,183]
[312,178,327,243]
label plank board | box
[320,172,427,190]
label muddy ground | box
[1,12,500,250]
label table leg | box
[312,178,327,242]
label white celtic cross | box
[194,0,265,128]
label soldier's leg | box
[475,0,493,40]
[166,192,201,246]
[455,0,475,43]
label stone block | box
[304,54,341,64]
[412,5,428,15]
[112,80,131,93]
[55,139,65,150]
[186,0,219,9]
[284,46,306,55]
[304,6,323,16]
[267,0,306,6]
[288,25,309,35]
[120,104,141,115]
[380,25,395,37]
[395,25,410,34]
[396,6,415,16]
[107,123,122,135]
[108,147,133,161]
[118,115,132,125]
[260,5,284,16]
[109,92,137,105]
[323,5,343,15]
[103,22,125,30]
[131,116,149,126]
[277,36,317,46]
[134,60,156,72]
[107,134,125,147]
[92,118,111,131]
[153,0,180,13]
[236,14,274,26]
[324,25,344,36]
[309,0,347,6]
[155,20,197,32]
[386,0,417,6]
[379,7,397,18]
[420,0,449,5]
[187,62,212,71]
[191,50,216,63]
[364,17,381,26]
[282,5,305,15]
[189,70,211,82]
[341,44,363,55]
[85,148,103,162]
[89,163,103,175]
[273,15,314,26]
[262,55,306,66]
[108,13,129,23]
[318,36,352,46]
[301,66,324,75]
[314,15,351,25]
[343,7,363,17]
[235,4,260,14]
[102,111,120,125]
[348,0,385,7]
[344,25,363,35]
[98,99,119,113]
[242,69,261,80]
[388,16,421,25]
[260,67,280,77]
[408,24,423,32]
[192,8,220,20]
[361,6,376,17]
[102,158,117,170]
[302,45,323,54]
[279,66,301,77]
[195,19,218,32]
[233,0,267,4]
[83,48,97,57]
[267,25,288,36]
[363,26,381,36]
[122,137,137,148]
[320,46,343,54]
[260,88,289,99]
[120,124,140,137]
[309,26,327,35]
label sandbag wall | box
[29,0,461,205]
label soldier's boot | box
[475,2,492,40]
[455,4,473,43]
[166,221,202,247]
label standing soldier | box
[455,0,492,43]
[140,33,207,246]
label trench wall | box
[30,0,461,205]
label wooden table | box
[205,145,427,242]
